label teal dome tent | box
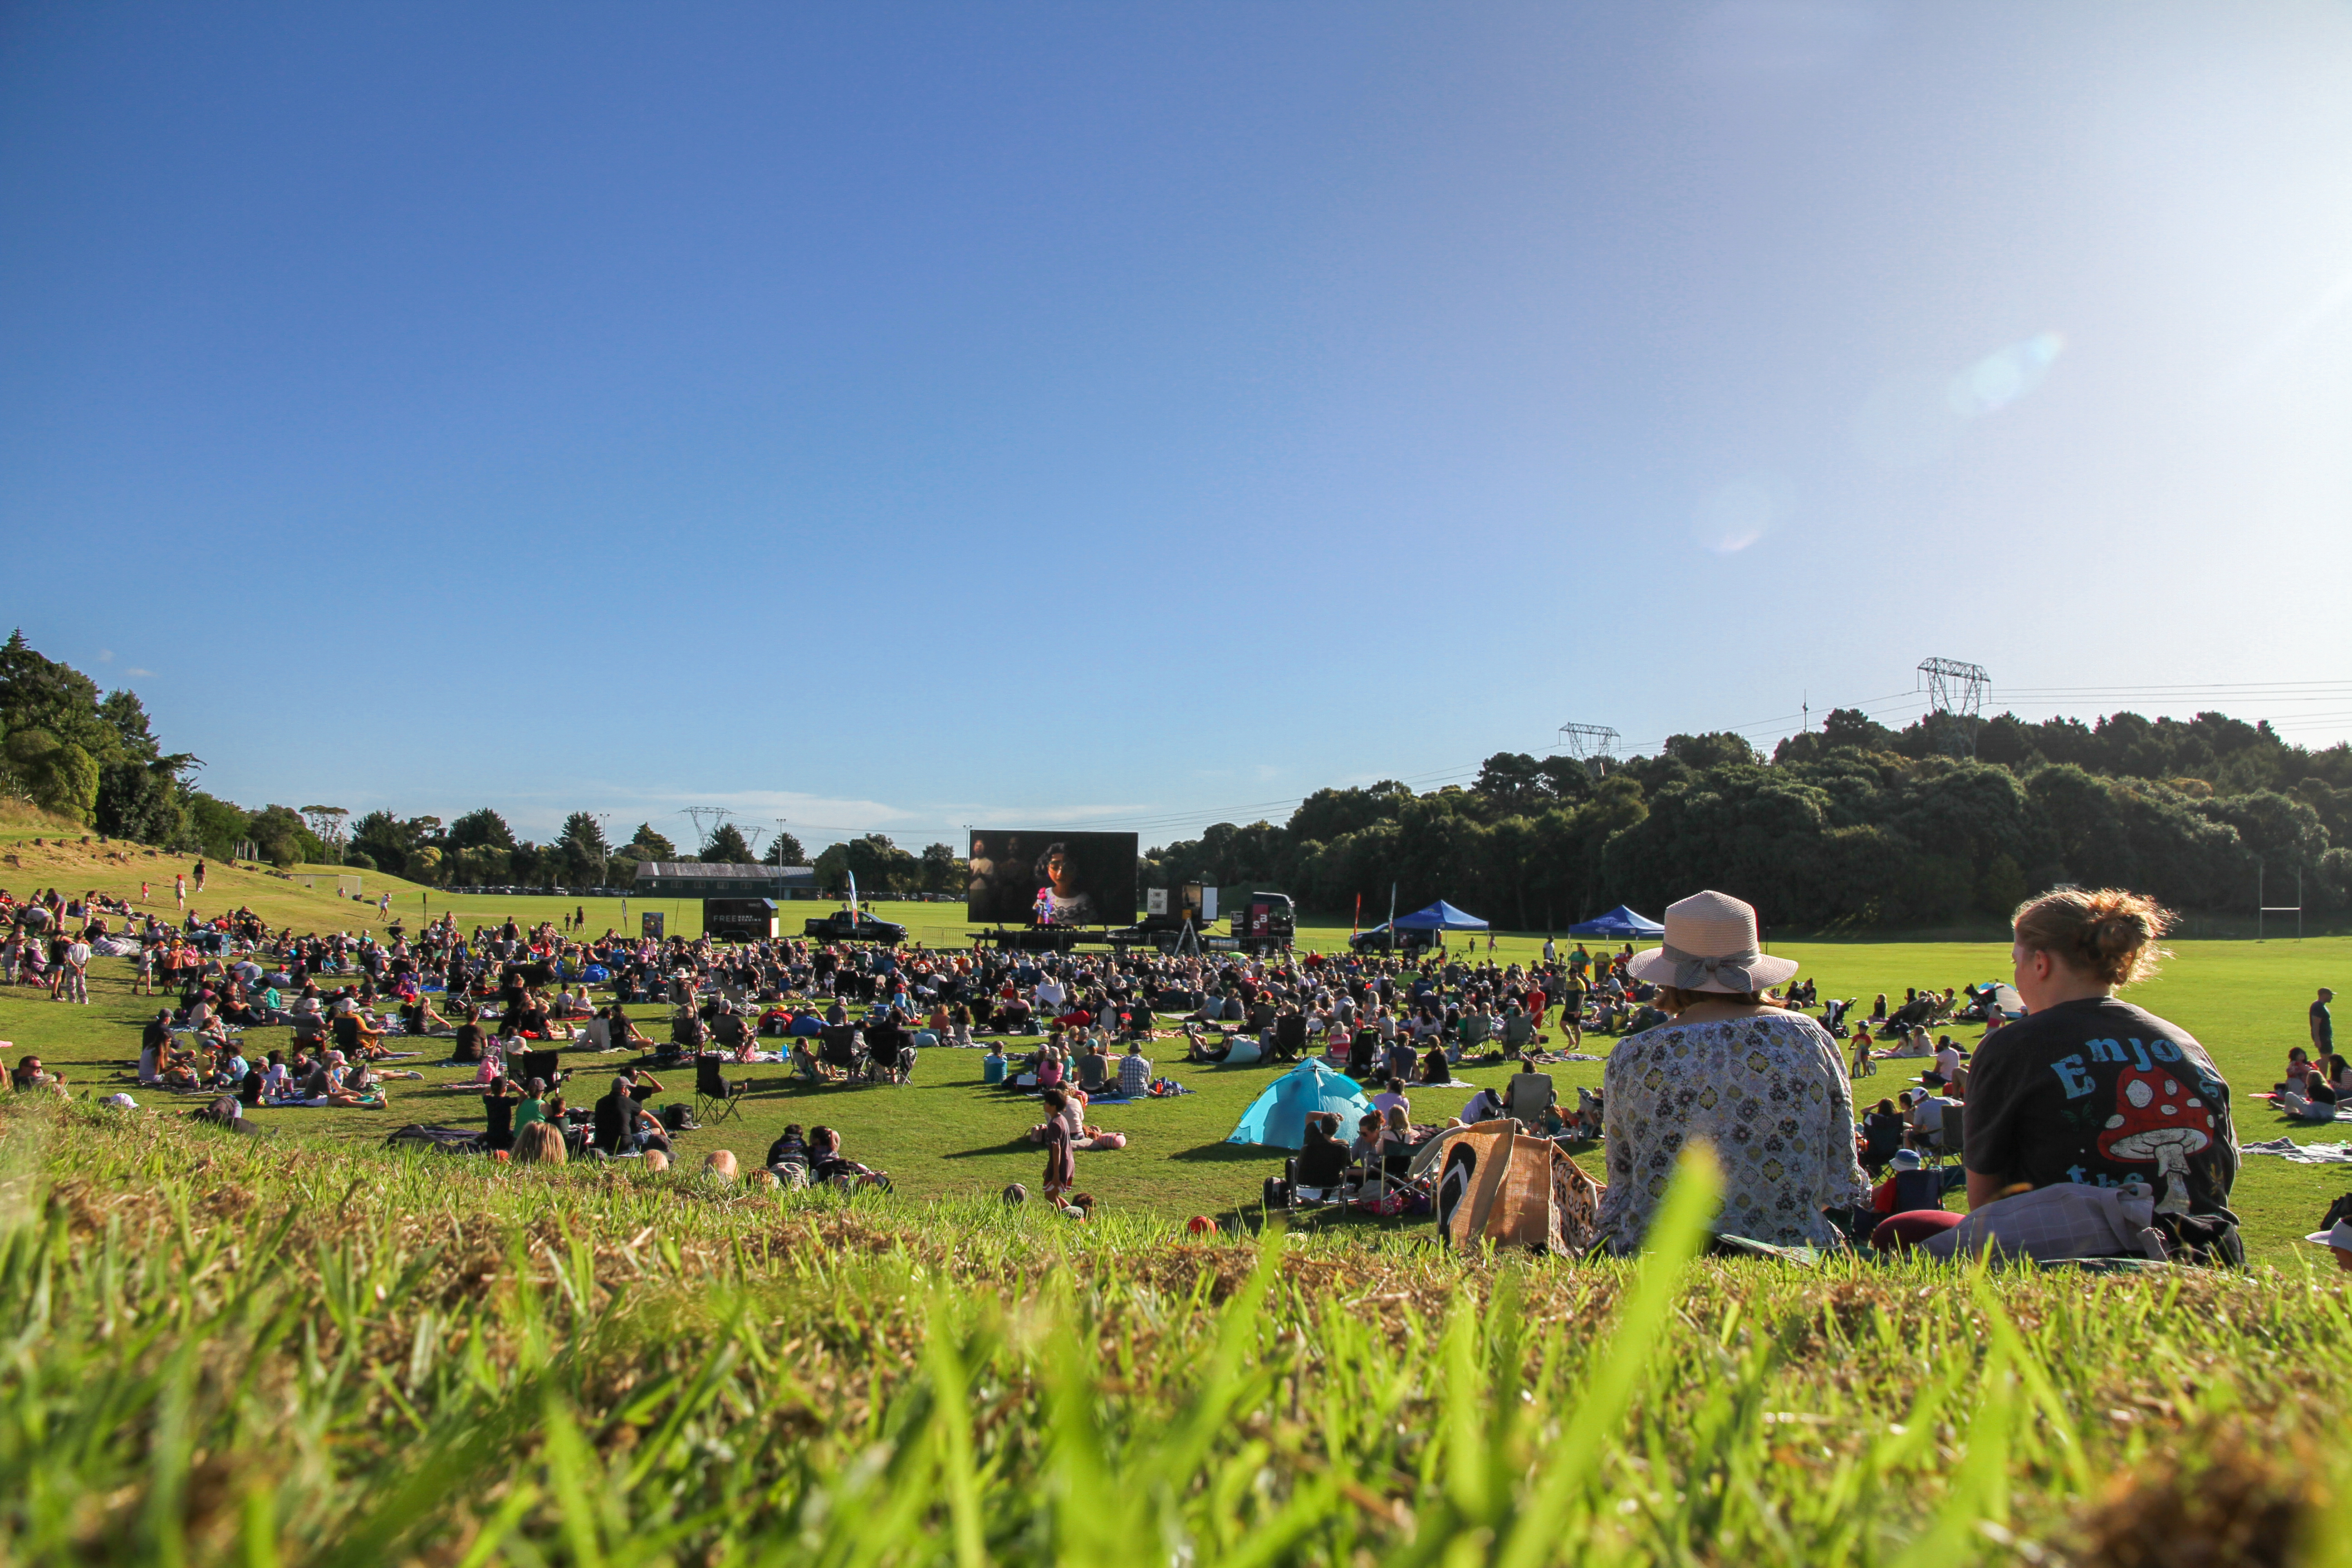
[1225,1060,1375,1151]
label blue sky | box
[5,2,2350,853]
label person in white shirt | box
[62,938,92,1003]
[1033,977,1067,1014]
[1934,1035,1965,1082]
[1460,1083,1507,1123]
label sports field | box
[3,831,2344,1260]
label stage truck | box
[1110,884,1297,956]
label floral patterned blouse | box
[1597,1010,1869,1252]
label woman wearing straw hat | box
[1596,890,1868,1252]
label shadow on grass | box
[1168,1141,1280,1164]
[942,1136,1043,1161]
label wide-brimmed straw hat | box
[1625,890,1800,993]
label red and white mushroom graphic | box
[2098,1064,2215,1215]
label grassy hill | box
[1,1099,2346,1564]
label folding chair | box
[1504,1072,1555,1124]
[818,1024,863,1082]
[695,1055,750,1124]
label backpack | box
[659,1103,697,1132]
[2323,1194,2352,1232]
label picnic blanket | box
[2241,1137,2352,1164]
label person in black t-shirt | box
[1965,888,2236,1220]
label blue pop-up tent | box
[1565,904,1665,939]
[1391,900,1489,931]
[1226,1060,1375,1150]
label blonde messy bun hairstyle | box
[2012,888,2175,988]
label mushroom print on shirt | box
[1963,997,2239,1218]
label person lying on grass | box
[808,1125,889,1190]
[1180,1022,1232,1065]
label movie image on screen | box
[966,831,1137,927]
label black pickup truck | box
[802,909,909,945]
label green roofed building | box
[628,861,819,899]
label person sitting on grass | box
[593,1075,671,1158]
[10,1053,67,1096]
[766,1123,810,1173]
[1417,1041,1452,1086]
[1030,1082,1086,1144]
[808,1125,889,1190]
[1294,1112,1350,1196]
[1117,1040,1153,1098]
[512,1121,567,1165]
[1955,887,2236,1241]
[400,994,457,1038]
[1348,1111,1384,1173]
[137,1010,173,1084]
[2278,1062,2338,1122]
[1075,1039,1112,1096]
[477,1081,519,1152]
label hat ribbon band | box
[1661,942,1764,990]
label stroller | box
[1821,998,1856,1038]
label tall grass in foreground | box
[1,1103,2349,1566]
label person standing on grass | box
[193,860,206,893]
[2315,989,2335,1058]
[61,931,89,1004]
[174,873,185,911]
[1038,1088,1076,1202]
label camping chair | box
[695,1055,750,1124]
[1504,1072,1555,1125]
[519,1049,565,1088]
[1860,1112,1905,1175]
[1889,1168,1946,1213]
[818,1024,863,1080]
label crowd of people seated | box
[17,858,2298,1275]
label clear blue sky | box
[5,2,2350,853]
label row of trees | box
[15,627,2348,925]
[1143,710,2352,930]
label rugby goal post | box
[2257,861,2302,942]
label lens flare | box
[1693,474,1791,553]
[1947,332,2064,418]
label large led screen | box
[966,831,1138,927]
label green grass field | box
[4,1100,2351,1564]
[3,831,2346,1259]
[10,833,2352,1561]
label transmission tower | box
[681,807,727,856]
[1916,657,1990,758]
[1556,722,1622,777]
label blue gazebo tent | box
[1225,1060,1375,1150]
[1565,905,1665,939]
[1391,900,1489,931]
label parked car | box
[1347,923,1433,954]
[803,908,909,944]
